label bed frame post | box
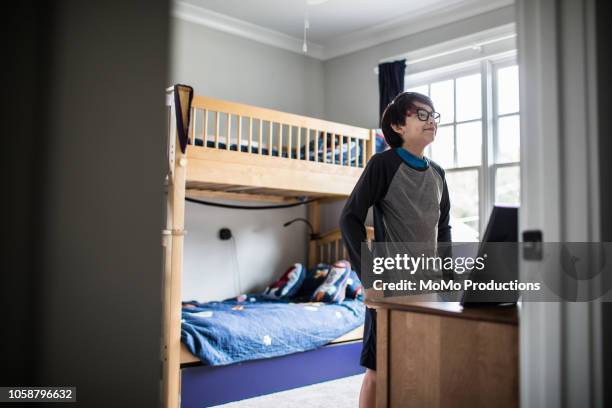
[163,87,188,408]
[367,129,376,162]
[307,200,320,269]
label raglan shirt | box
[340,148,451,287]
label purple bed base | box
[181,341,365,408]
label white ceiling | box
[173,0,514,60]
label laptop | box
[437,206,519,306]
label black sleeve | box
[339,153,395,279]
[429,161,452,243]
[432,164,452,279]
[438,175,452,243]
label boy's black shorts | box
[360,306,376,370]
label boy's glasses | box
[407,108,441,123]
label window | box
[407,57,520,241]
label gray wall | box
[181,201,308,302]
[323,5,516,128]
[171,18,325,117]
[171,18,323,301]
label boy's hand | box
[364,287,384,307]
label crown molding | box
[172,0,514,61]
[321,0,514,60]
[172,1,325,59]
[383,23,516,64]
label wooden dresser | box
[365,294,519,408]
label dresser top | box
[365,294,519,325]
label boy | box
[339,92,451,408]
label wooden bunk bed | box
[163,85,376,408]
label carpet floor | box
[213,373,364,407]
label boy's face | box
[391,100,438,148]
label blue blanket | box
[181,295,365,366]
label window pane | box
[456,73,481,121]
[430,125,454,168]
[446,169,480,241]
[497,114,520,163]
[406,84,429,95]
[495,165,520,205]
[456,121,482,167]
[430,79,454,124]
[497,65,520,115]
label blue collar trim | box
[394,147,429,170]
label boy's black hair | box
[380,92,435,148]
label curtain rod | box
[373,33,516,75]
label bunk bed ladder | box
[163,85,191,408]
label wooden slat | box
[214,111,219,148]
[259,120,263,155]
[361,138,366,167]
[331,133,336,165]
[190,107,196,145]
[202,109,208,147]
[288,126,292,159]
[296,127,301,160]
[367,129,376,162]
[306,128,310,161]
[226,113,231,150]
[314,130,319,162]
[348,136,352,166]
[238,116,242,150]
[191,95,370,140]
[323,132,328,163]
[248,117,253,153]
[339,134,344,166]
[278,124,283,158]
[268,122,273,156]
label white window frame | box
[405,50,519,236]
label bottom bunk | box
[173,228,373,408]
[178,259,367,407]
[181,297,365,408]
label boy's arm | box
[340,154,390,281]
[438,175,452,243]
[437,172,453,280]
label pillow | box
[263,263,305,299]
[293,263,330,300]
[311,260,351,303]
[374,129,389,153]
[345,270,364,300]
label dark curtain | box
[378,60,406,125]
